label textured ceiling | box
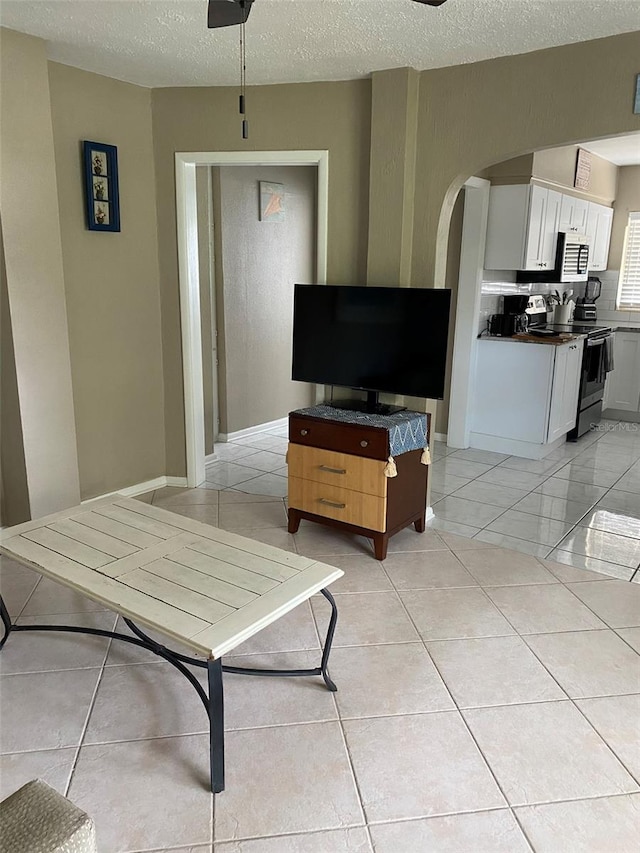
[1,0,639,88]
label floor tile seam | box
[612,628,640,655]
[511,640,640,786]
[458,697,640,804]
[513,498,596,526]
[330,713,371,837]
[506,784,640,810]
[64,656,108,798]
[547,546,638,576]
[214,820,370,848]
[564,700,640,789]
[12,573,43,621]
[336,698,573,721]
[0,662,107,680]
[552,580,632,632]
[571,516,640,542]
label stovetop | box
[540,323,613,337]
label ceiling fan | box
[207,0,448,29]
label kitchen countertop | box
[571,319,640,332]
[480,332,586,346]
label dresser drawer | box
[288,476,387,532]
[288,444,387,497]
[289,415,388,460]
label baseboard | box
[601,408,640,424]
[81,475,189,505]
[218,416,289,443]
[433,432,448,443]
[205,452,218,467]
[425,506,435,522]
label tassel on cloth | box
[384,456,398,478]
[421,447,431,465]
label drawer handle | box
[360,440,369,447]
[318,465,347,475]
[300,429,309,436]
[319,498,346,509]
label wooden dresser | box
[287,408,430,560]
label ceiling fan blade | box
[411,0,449,6]
[207,0,255,29]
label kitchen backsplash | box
[478,269,638,334]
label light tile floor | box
[430,420,640,581]
[1,422,639,851]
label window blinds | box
[617,212,640,311]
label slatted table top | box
[0,496,343,659]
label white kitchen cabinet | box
[586,203,614,271]
[485,184,561,271]
[547,340,584,442]
[603,332,640,412]
[471,338,584,458]
[559,195,589,235]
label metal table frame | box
[0,588,338,794]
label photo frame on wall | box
[83,141,120,232]
[259,181,285,222]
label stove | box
[545,323,612,338]
[544,322,614,439]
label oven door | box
[581,336,608,409]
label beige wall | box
[217,166,316,434]
[485,146,618,205]
[0,225,30,526]
[609,165,640,270]
[532,146,618,204]
[412,32,640,291]
[151,81,371,473]
[48,62,165,499]
[0,29,81,518]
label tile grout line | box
[434,424,640,572]
[380,563,538,849]
[389,559,640,828]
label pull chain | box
[239,1,248,139]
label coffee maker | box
[574,276,601,321]
[489,294,529,337]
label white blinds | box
[617,212,640,311]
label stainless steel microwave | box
[555,232,590,282]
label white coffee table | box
[0,495,343,793]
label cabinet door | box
[540,190,562,270]
[559,195,589,234]
[604,333,640,412]
[547,341,583,442]
[523,185,548,270]
[561,341,584,431]
[586,204,614,271]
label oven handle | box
[587,337,607,347]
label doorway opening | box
[175,150,329,487]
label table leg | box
[208,657,225,794]
[0,595,12,651]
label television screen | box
[292,284,451,402]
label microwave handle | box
[578,244,589,271]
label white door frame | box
[447,176,491,448]
[175,150,329,487]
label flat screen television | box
[292,284,452,414]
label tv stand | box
[287,407,430,560]
[330,390,405,417]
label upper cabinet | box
[586,203,614,271]
[485,184,561,271]
[559,195,589,234]
[484,183,614,273]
